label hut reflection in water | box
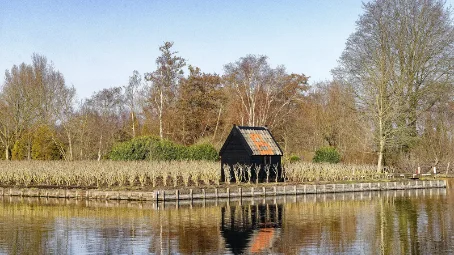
[221,203,283,254]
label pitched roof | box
[220,125,283,156]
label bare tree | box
[1,63,38,159]
[145,42,186,140]
[0,54,75,160]
[223,55,308,128]
[333,0,454,171]
[53,85,76,160]
[85,87,124,160]
[124,70,142,138]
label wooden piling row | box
[0,180,446,202]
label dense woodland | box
[1,0,453,172]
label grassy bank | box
[0,161,392,190]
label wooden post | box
[176,190,179,201]
[226,188,230,199]
[215,188,218,199]
[251,187,254,197]
[239,187,242,199]
[263,187,266,197]
[303,185,307,194]
[190,189,193,201]
[203,189,206,200]
[294,185,297,196]
[162,190,165,201]
[273,186,277,196]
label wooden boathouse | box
[219,125,283,182]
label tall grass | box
[0,161,219,189]
[0,161,385,189]
[285,162,386,182]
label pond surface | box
[0,181,453,254]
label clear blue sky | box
[1,0,451,100]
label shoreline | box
[0,179,446,202]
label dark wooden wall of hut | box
[220,126,283,183]
[220,131,252,181]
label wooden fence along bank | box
[0,180,446,202]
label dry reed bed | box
[0,161,383,189]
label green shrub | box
[149,139,188,161]
[109,136,159,161]
[108,136,218,161]
[312,147,340,164]
[288,154,301,163]
[189,143,219,161]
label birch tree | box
[124,70,142,138]
[53,85,76,160]
[145,42,186,140]
[223,55,308,128]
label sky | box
[1,0,452,100]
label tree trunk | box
[68,133,73,161]
[27,136,32,160]
[377,112,385,173]
[159,90,164,140]
[5,144,9,160]
[212,106,222,142]
[377,147,384,173]
[97,134,103,161]
[131,111,136,138]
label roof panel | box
[236,126,282,156]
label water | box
[0,181,452,254]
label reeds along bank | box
[0,161,389,189]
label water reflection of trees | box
[373,190,453,255]
[0,187,452,254]
[277,199,361,254]
[147,206,223,254]
[0,198,155,254]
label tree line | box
[1,0,453,172]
